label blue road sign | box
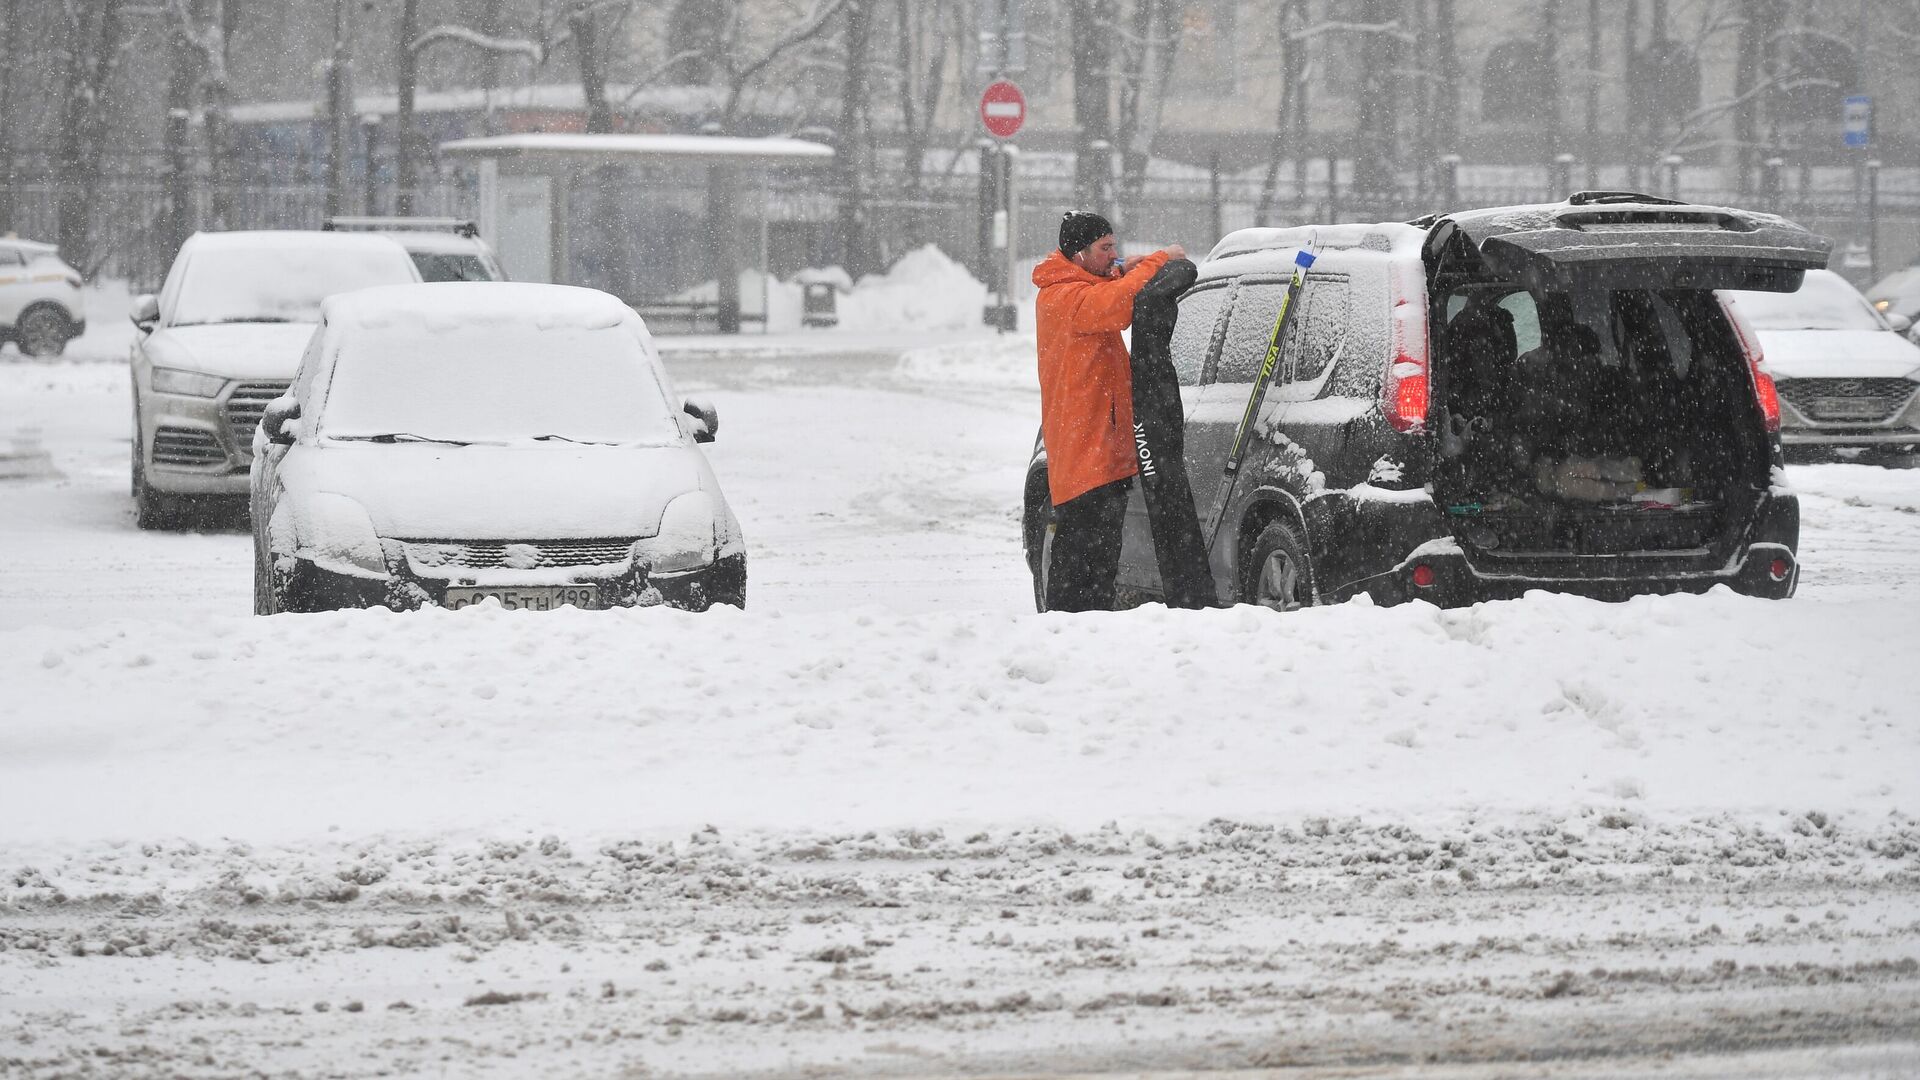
[1844,95,1873,148]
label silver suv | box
[129,230,420,528]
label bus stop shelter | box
[440,132,835,333]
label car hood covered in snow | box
[142,323,318,381]
[1757,328,1920,381]
[280,441,710,539]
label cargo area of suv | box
[1430,283,1769,564]
[1415,195,1828,595]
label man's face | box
[1074,234,1120,277]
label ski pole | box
[1208,248,1315,544]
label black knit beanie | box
[1059,210,1113,258]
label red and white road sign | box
[979,80,1027,140]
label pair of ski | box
[1205,247,1317,546]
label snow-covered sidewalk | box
[2,587,1914,849]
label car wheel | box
[17,306,73,358]
[1242,518,1314,612]
[134,471,180,531]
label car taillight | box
[1383,264,1430,433]
[1769,557,1791,582]
[1718,294,1780,434]
[1411,563,1436,588]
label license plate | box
[1812,397,1886,419]
[443,585,602,611]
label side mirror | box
[1887,312,1913,334]
[263,397,302,445]
[683,396,719,444]
[130,294,159,333]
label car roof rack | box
[323,216,479,238]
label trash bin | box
[801,281,838,328]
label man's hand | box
[1164,243,1187,262]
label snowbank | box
[2,588,1912,848]
[675,245,992,334]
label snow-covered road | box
[2,334,1918,1077]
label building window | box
[1170,0,1237,100]
[1480,40,1552,124]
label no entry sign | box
[980,80,1026,140]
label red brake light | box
[1411,564,1436,588]
[1383,265,1430,433]
[1769,557,1790,582]
[1718,295,1779,433]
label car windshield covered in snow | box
[171,240,419,326]
[318,318,681,446]
[1725,270,1889,332]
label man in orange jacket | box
[1033,210,1185,612]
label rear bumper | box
[1340,492,1800,607]
[1376,540,1799,606]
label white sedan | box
[1724,269,1920,452]
[249,282,746,614]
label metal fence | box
[7,149,1919,294]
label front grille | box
[1776,377,1918,423]
[151,426,225,466]
[402,539,638,570]
[226,381,292,450]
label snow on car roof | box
[383,231,491,256]
[0,238,58,256]
[183,230,413,254]
[1200,222,1427,284]
[324,282,635,333]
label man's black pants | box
[1043,478,1131,612]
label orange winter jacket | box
[1033,248,1171,505]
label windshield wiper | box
[338,432,474,445]
[530,434,618,445]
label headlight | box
[649,491,718,574]
[151,367,226,398]
[296,492,389,580]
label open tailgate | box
[1455,196,1832,293]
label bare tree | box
[1112,0,1182,220]
[171,0,238,228]
[835,0,876,274]
[0,0,21,230]
[1256,0,1310,224]
[55,0,134,273]
[1066,0,1113,214]
[891,0,958,206]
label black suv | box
[1023,194,1832,609]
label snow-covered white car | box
[249,282,745,614]
[322,216,506,282]
[129,230,421,528]
[0,237,85,357]
[1724,269,1920,453]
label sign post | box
[1844,95,1873,281]
[979,80,1026,332]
